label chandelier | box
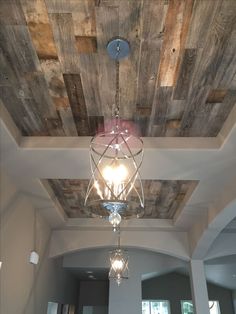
[109,228,128,286]
[84,37,144,231]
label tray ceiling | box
[0,0,236,137]
[47,179,197,219]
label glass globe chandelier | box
[84,37,144,231]
[109,228,128,286]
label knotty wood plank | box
[95,5,118,118]
[148,87,173,136]
[136,0,168,107]
[180,1,236,136]
[158,0,194,87]
[63,74,90,135]
[49,13,80,73]
[186,0,221,48]
[0,0,26,25]
[173,48,197,100]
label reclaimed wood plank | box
[44,0,72,13]
[20,0,58,59]
[206,89,227,104]
[0,25,40,79]
[49,13,80,73]
[158,0,194,87]
[118,0,141,119]
[180,1,236,136]
[72,0,97,37]
[0,0,26,25]
[148,87,173,136]
[63,73,90,135]
[79,53,102,116]
[75,36,97,53]
[136,0,168,107]
[213,29,236,89]
[95,5,118,118]
[186,0,221,48]
[173,48,197,100]
[40,59,78,135]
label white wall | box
[0,172,78,314]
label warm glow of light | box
[112,258,124,271]
[102,164,128,183]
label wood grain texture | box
[149,87,173,136]
[0,0,26,25]
[47,179,197,219]
[95,4,118,118]
[49,13,80,73]
[136,0,167,108]
[173,48,197,100]
[180,0,236,136]
[63,73,90,135]
[158,0,194,87]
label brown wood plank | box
[158,0,194,87]
[0,0,26,25]
[186,0,221,48]
[180,1,236,135]
[148,87,173,136]
[136,0,168,108]
[173,48,197,100]
[206,89,227,104]
[20,0,58,59]
[75,36,97,53]
[118,0,141,119]
[49,13,80,73]
[72,0,97,37]
[63,73,90,135]
[0,25,40,79]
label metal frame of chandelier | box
[84,37,144,230]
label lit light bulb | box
[112,258,124,271]
[102,164,128,183]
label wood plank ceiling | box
[1,0,236,137]
[47,179,197,219]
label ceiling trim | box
[2,101,236,151]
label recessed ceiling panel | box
[46,179,198,219]
[1,0,236,137]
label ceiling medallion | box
[109,229,129,286]
[84,37,144,231]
